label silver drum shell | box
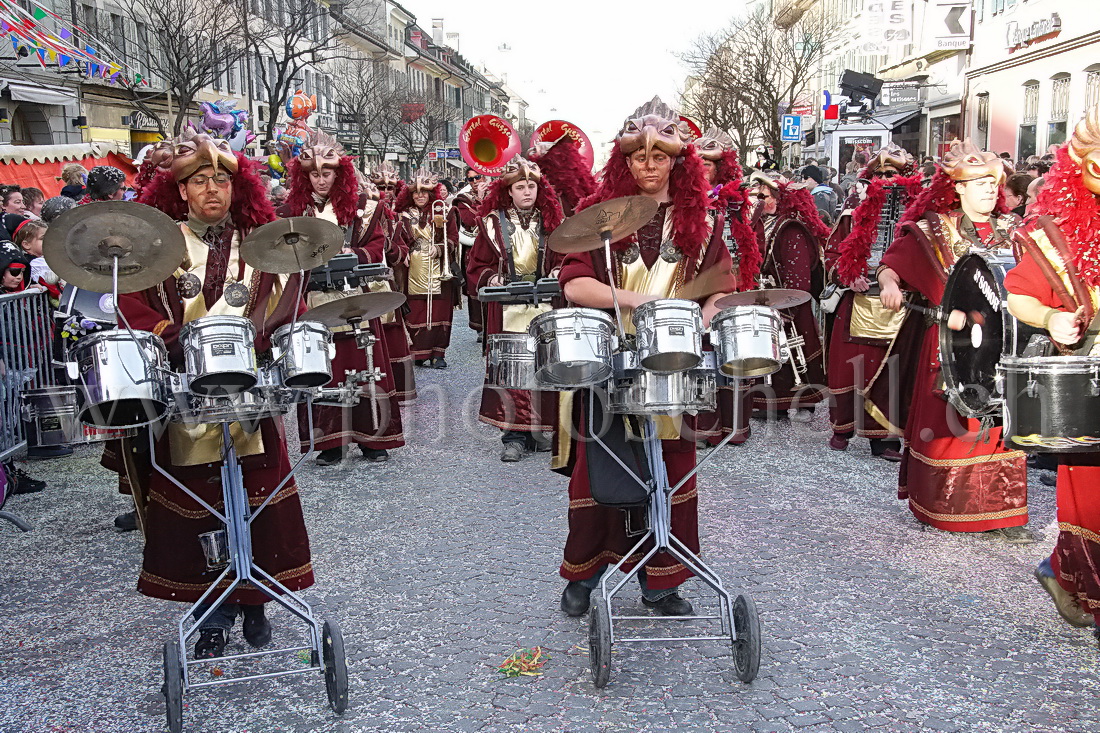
[272,320,334,389]
[72,330,169,428]
[529,308,615,389]
[608,370,717,416]
[486,333,537,390]
[632,299,704,373]
[711,305,784,378]
[180,315,258,396]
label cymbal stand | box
[584,387,760,688]
[349,317,384,426]
[601,229,627,338]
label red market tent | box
[0,143,137,196]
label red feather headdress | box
[283,156,359,227]
[1035,144,1100,287]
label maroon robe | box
[556,205,736,590]
[398,206,459,360]
[376,205,416,401]
[117,221,314,604]
[752,212,827,411]
[448,191,484,334]
[880,212,1027,531]
[467,208,561,433]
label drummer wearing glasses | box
[553,98,735,618]
[123,131,315,660]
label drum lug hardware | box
[65,361,79,380]
[1091,378,1100,398]
[1026,378,1038,399]
[994,372,1004,396]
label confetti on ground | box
[497,647,549,678]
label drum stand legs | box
[150,414,347,732]
[585,391,761,689]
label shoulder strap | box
[497,209,517,282]
[1039,215,1095,326]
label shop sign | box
[129,110,159,129]
[1006,13,1062,51]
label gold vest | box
[484,210,551,333]
[166,222,288,466]
[406,210,441,295]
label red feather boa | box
[133,160,158,197]
[477,176,564,233]
[716,182,761,290]
[715,150,744,187]
[1035,144,1100,287]
[531,142,595,214]
[778,184,832,242]
[393,182,446,213]
[835,172,924,285]
[896,168,1010,237]
[577,144,712,262]
[135,153,275,234]
[283,156,360,226]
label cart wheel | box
[731,594,761,683]
[588,594,612,689]
[322,620,349,713]
[162,640,184,733]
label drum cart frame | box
[581,387,761,688]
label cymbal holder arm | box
[110,253,157,384]
[349,317,381,425]
[602,230,627,339]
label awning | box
[873,109,921,130]
[0,143,135,196]
[444,158,465,169]
[2,80,77,106]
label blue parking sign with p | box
[781,114,802,142]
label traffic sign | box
[780,115,803,142]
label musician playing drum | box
[553,98,735,618]
[1004,106,1100,634]
[877,140,1031,543]
[277,132,405,465]
[467,158,564,462]
[125,132,314,659]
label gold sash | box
[850,294,905,340]
[406,212,441,296]
[485,212,552,332]
[167,223,287,466]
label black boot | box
[194,628,227,659]
[642,592,693,616]
[241,604,271,648]
[315,446,347,466]
[114,510,138,532]
[560,582,591,617]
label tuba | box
[529,119,595,171]
[459,114,521,177]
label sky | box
[403,0,750,148]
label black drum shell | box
[1000,357,1100,453]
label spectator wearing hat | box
[82,166,127,203]
[57,164,87,200]
[802,164,838,224]
[40,196,77,223]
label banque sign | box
[1006,13,1062,51]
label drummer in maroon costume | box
[554,98,735,617]
[448,168,487,340]
[746,171,829,418]
[277,132,405,465]
[395,171,459,368]
[694,127,759,447]
[467,156,564,462]
[123,131,313,658]
[1005,106,1100,632]
[370,163,416,402]
[877,140,1031,542]
[824,145,923,461]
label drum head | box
[940,253,1005,418]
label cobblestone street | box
[2,311,1098,733]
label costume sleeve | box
[880,225,947,305]
[118,288,183,363]
[695,221,738,300]
[466,215,503,296]
[1003,248,1063,309]
[558,250,606,291]
[824,214,852,275]
[352,203,386,264]
[773,223,821,296]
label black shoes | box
[114,510,138,532]
[315,447,347,466]
[501,443,525,462]
[361,447,389,462]
[242,605,272,648]
[430,357,448,369]
[194,628,227,659]
[642,592,694,616]
[561,582,591,617]
[10,467,45,494]
[27,445,73,460]
[414,359,429,367]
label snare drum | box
[21,386,135,446]
[632,299,704,373]
[711,305,785,378]
[272,320,334,388]
[999,355,1100,453]
[486,333,536,390]
[180,315,258,396]
[72,330,169,428]
[529,308,616,388]
[609,369,717,416]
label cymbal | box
[42,202,185,294]
[240,217,343,274]
[548,196,660,254]
[715,288,811,310]
[301,291,407,327]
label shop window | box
[1086,66,1100,110]
[1049,74,1071,148]
[976,93,990,150]
[1022,81,1039,124]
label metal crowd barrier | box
[0,290,55,463]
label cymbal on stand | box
[42,202,186,294]
[301,291,407,327]
[240,217,343,274]
[715,288,811,310]
[547,196,660,254]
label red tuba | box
[529,119,595,172]
[459,115,521,176]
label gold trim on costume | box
[1059,521,1100,546]
[908,446,1026,467]
[909,499,1027,523]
